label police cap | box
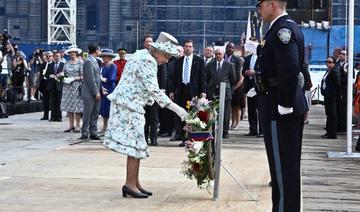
[257,0,287,7]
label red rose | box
[197,111,210,123]
[192,163,201,172]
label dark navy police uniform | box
[259,12,308,212]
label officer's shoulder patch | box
[277,28,291,44]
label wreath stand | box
[212,83,257,201]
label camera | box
[0,29,11,46]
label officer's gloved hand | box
[167,102,188,121]
[278,105,293,115]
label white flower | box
[191,142,204,154]
[199,121,207,129]
[186,117,201,124]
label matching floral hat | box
[150,32,179,57]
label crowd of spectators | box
[1,34,359,152]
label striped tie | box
[183,57,190,84]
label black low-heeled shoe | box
[138,188,152,196]
[122,185,148,198]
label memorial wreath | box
[181,97,219,189]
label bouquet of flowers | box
[181,97,219,189]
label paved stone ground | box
[1,105,360,211]
[0,112,271,212]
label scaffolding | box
[47,0,77,45]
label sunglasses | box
[326,60,334,64]
[340,52,346,55]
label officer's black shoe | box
[178,142,185,147]
[244,132,257,136]
[321,134,337,139]
[40,117,48,120]
[257,133,264,138]
[223,134,229,139]
[150,141,158,146]
[79,135,88,140]
[90,135,100,140]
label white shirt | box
[182,54,194,84]
[247,54,258,98]
[204,57,213,65]
[216,59,224,71]
[1,55,8,74]
[269,12,288,30]
[250,55,258,70]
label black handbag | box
[78,84,82,96]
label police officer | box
[257,1,308,211]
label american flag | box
[240,32,246,45]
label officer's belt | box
[267,77,280,87]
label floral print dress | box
[60,60,84,113]
[103,49,171,159]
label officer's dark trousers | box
[42,90,50,118]
[144,103,159,143]
[49,89,62,120]
[247,95,264,135]
[324,96,338,137]
[159,107,174,135]
[174,84,191,141]
[337,90,347,132]
[263,95,304,212]
[223,99,231,136]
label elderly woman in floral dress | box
[103,32,188,198]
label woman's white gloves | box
[63,77,75,84]
[167,102,188,121]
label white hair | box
[214,46,225,54]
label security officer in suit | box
[39,51,54,120]
[257,0,308,211]
[206,47,236,138]
[169,39,207,146]
[46,50,64,122]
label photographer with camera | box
[11,52,29,101]
[0,40,15,101]
[28,48,45,101]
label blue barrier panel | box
[302,28,329,65]
[329,25,360,57]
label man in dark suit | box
[39,51,54,120]
[257,0,308,211]
[46,50,64,122]
[335,49,348,135]
[321,56,340,139]
[169,39,207,146]
[206,48,236,138]
[242,42,264,137]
